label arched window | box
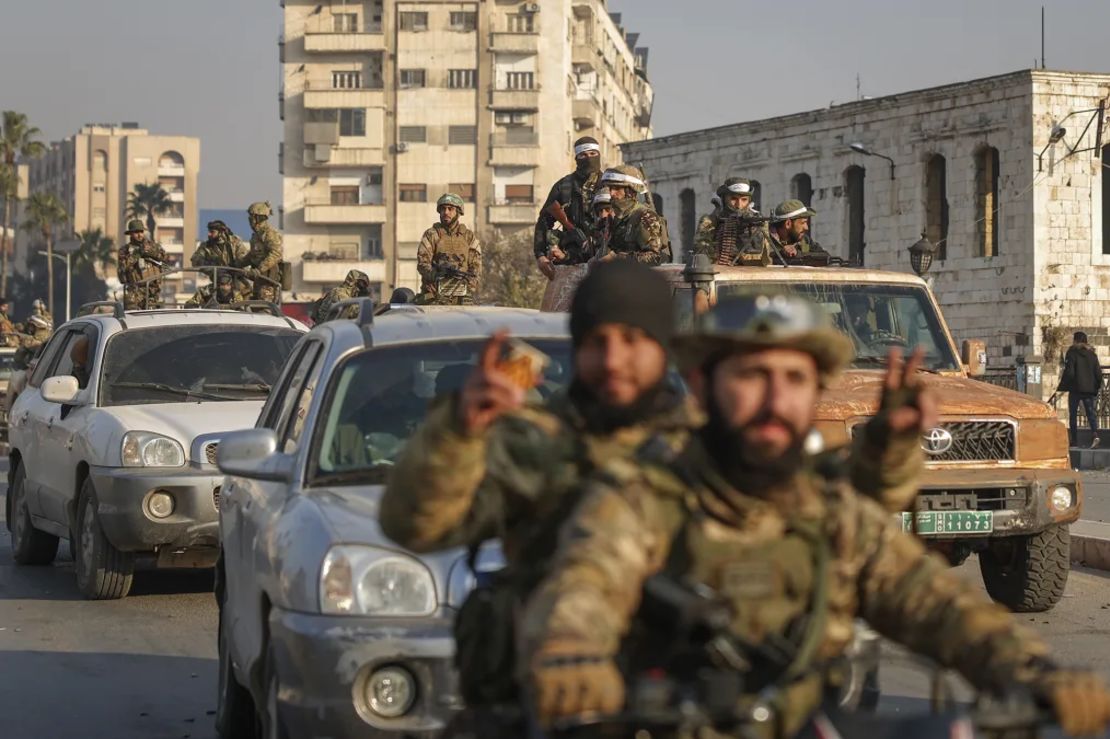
[749,180,762,212]
[92,150,108,173]
[679,188,696,259]
[925,154,949,260]
[790,173,813,206]
[158,151,185,168]
[651,192,664,215]
[975,146,1000,257]
[845,166,865,265]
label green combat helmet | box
[436,193,465,216]
[771,199,817,222]
[247,201,272,218]
[125,219,146,234]
[600,164,647,193]
[673,293,854,387]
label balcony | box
[487,203,537,225]
[573,98,598,128]
[167,191,185,202]
[489,131,540,167]
[573,43,596,70]
[490,86,540,111]
[304,32,386,53]
[157,165,186,177]
[303,202,387,225]
[301,146,386,168]
[157,217,185,228]
[302,258,386,284]
[489,32,539,54]
[304,80,385,109]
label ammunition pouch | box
[454,570,520,705]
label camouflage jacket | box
[534,171,602,261]
[312,284,364,324]
[694,208,771,266]
[184,285,245,309]
[192,234,248,269]
[416,221,481,300]
[117,237,167,285]
[608,201,670,265]
[246,223,283,279]
[520,435,1050,737]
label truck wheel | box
[216,607,258,738]
[10,463,59,565]
[74,478,134,600]
[979,525,1069,613]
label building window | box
[366,225,384,259]
[450,183,476,201]
[339,109,366,136]
[652,193,664,215]
[748,180,762,211]
[93,184,106,193]
[505,184,534,203]
[975,146,1000,258]
[399,12,428,31]
[333,13,358,32]
[449,125,477,145]
[1104,145,1110,255]
[448,69,477,89]
[845,165,866,265]
[306,108,337,123]
[790,173,813,207]
[449,11,477,31]
[679,188,696,260]
[495,110,530,126]
[399,184,427,202]
[399,126,427,143]
[332,71,362,89]
[508,13,535,33]
[925,154,949,260]
[400,69,426,88]
[505,71,535,90]
[330,185,359,205]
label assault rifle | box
[547,201,589,254]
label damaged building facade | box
[624,69,1110,395]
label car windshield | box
[0,352,16,381]
[309,338,572,486]
[100,326,302,406]
[713,281,961,371]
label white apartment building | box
[280,0,653,297]
[624,70,1110,393]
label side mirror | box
[216,428,294,482]
[962,339,988,377]
[41,375,80,404]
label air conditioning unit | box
[395,142,410,153]
[524,2,540,12]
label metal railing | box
[1050,371,1110,430]
[977,369,1019,391]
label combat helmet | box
[716,177,753,208]
[125,219,146,234]
[345,269,370,288]
[436,193,465,216]
[207,219,229,233]
[247,201,273,218]
[591,188,613,209]
[600,164,646,193]
[673,293,854,386]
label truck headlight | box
[1050,485,1075,512]
[122,431,185,467]
[320,546,436,616]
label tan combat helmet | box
[436,192,465,216]
[125,219,146,234]
[247,201,272,218]
[345,269,370,288]
[673,293,854,387]
[600,164,647,193]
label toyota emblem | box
[921,427,954,455]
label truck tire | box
[979,524,1069,613]
[74,478,134,600]
[10,463,59,565]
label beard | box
[440,215,458,228]
[568,377,673,433]
[700,395,806,497]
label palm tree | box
[0,111,46,297]
[125,183,173,236]
[74,228,116,274]
[21,191,68,317]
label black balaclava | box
[574,136,602,179]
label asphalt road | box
[1,465,1109,738]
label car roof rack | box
[77,300,127,323]
[326,297,376,346]
[226,300,301,330]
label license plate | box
[900,511,993,536]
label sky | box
[1,0,1108,210]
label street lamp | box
[908,232,938,276]
[42,238,80,322]
[848,142,895,179]
[1036,124,1068,172]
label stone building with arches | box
[624,69,1110,389]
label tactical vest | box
[433,225,473,298]
[611,205,649,256]
[558,172,599,238]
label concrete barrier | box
[1071,520,1110,571]
[1070,448,1110,471]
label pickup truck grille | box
[205,442,219,465]
[853,420,1015,462]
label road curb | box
[1071,522,1110,571]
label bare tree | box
[478,229,547,308]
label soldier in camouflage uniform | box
[184,272,246,309]
[416,193,481,305]
[311,269,372,324]
[117,219,166,310]
[694,177,772,266]
[380,264,925,729]
[0,297,18,347]
[769,199,828,262]
[193,220,251,300]
[595,166,671,265]
[243,202,283,303]
[520,294,1110,738]
[534,136,605,279]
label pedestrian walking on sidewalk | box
[1054,331,1103,447]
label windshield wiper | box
[110,381,238,401]
[311,466,393,487]
[203,382,272,393]
[851,356,940,374]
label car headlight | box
[121,431,185,467]
[320,546,436,616]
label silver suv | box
[214,303,571,739]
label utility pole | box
[1041,6,1046,69]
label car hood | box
[820,371,1056,422]
[104,400,265,448]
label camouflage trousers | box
[124,283,163,310]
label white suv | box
[5,304,305,599]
